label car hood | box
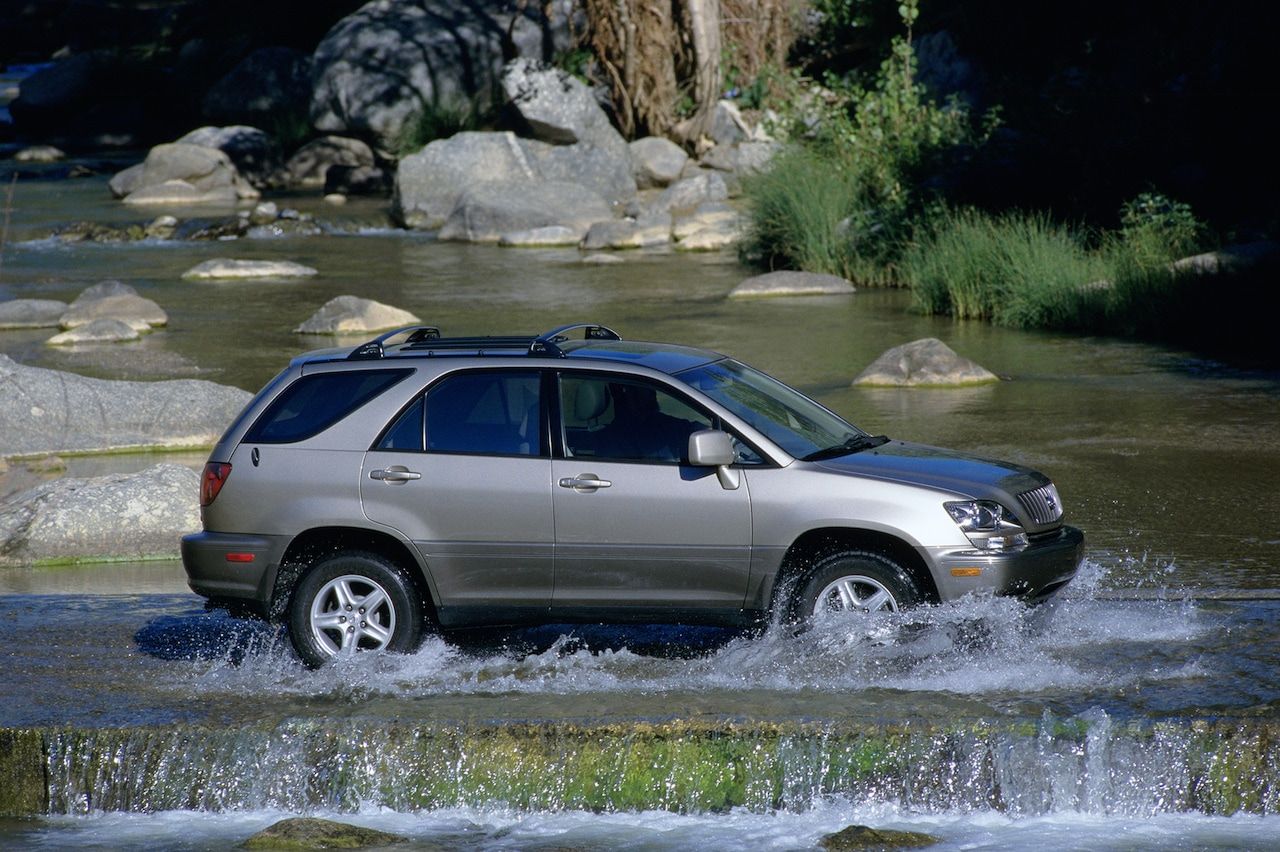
[811,440,1055,526]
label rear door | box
[550,372,752,615]
[361,369,554,622]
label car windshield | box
[675,358,866,459]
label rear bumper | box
[181,531,290,608]
[929,524,1084,602]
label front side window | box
[246,369,410,444]
[378,370,543,457]
[560,374,712,463]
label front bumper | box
[928,524,1084,603]
[181,531,290,609]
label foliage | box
[1118,191,1205,266]
[394,99,488,157]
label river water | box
[2,167,1279,848]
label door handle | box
[559,474,612,491]
[370,467,421,483]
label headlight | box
[945,500,1029,551]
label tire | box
[288,551,423,668]
[789,550,922,623]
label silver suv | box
[183,324,1083,666]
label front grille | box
[1018,483,1064,526]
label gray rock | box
[0,355,251,459]
[176,125,283,189]
[107,163,146,199]
[581,252,624,265]
[710,100,751,146]
[502,58,629,157]
[0,299,68,329]
[521,137,636,202]
[581,212,672,250]
[499,225,582,247]
[294,296,420,334]
[284,136,376,190]
[653,172,729,213]
[310,0,573,154]
[117,143,260,205]
[630,136,688,188]
[853,338,999,387]
[242,817,407,851]
[700,140,781,175]
[46,319,142,345]
[0,464,199,566]
[729,270,855,299]
[672,202,738,240]
[201,47,312,129]
[439,181,612,243]
[68,280,137,306]
[60,290,167,330]
[674,219,740,251]
[393,131,539,229]
[181,259,319,279]
[13,145,66,163]
[1170,240,1280,275]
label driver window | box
[560,375,711,463]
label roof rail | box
[346,323,621,360]
[347,325,440,360]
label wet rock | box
[581,252,624,265]
[438,181,611,243]
[581,212,672,250]
[182,259,319,279]
[202,47,312,130]
[13,145,66,163]
[176,126,283,189]
[0,729,44,816]
[294,296,419,334]
[53,221,150,243]
[630,136,688,188]
[393,131,540,230]
[820,825,941,850]
[0,463,199,566]
[0,355,251,458]
[145,215,179,238]
[245,219,325,240]
[499,226,582,247]
[284,136,376,190]
[114,143,259,205]
[652,172,729,213]
[241,816,407,850]
[250,202,280,226]
[674,219,740,251]
[46,318,141,345]
[310,0,571,154]
[729,270,855,299]
[60,283,167,330]
[853,338,999,387]
[0,299,68,329]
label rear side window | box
[376,370,543,456]
[245,369,410,444]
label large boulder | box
[175,126,283,189]
[501,58,628,156]
[0,464,199,566]
[438,181,612,243]
[853,338,999,387]
[310,0,573,154]
[393,131,539,229]
[294,296,420,334]
[201,47,313,129]
[112,143,259,205]
[0,355,251,458]
[520,137,636,202]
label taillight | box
[200,462,232,507]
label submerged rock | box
[182,259,319,280]
[820,825,941,850]
[581,212,672,250]
[242,817,407,850]
[294,296,419,334]
[853,338,999,387]
[0,355,250,458]
[0,299,68,329]
[729,270,855,298]
[0,463,199,565]
[46,318,141,345]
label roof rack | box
[346,323,621,360]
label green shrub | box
[394,98,489,157]
[1118,191,1205,266]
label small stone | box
[182,259,319,279]
[581,214,672,250]
[242,817,408,850]
[250,202,279,225]
[323,193,348,205]
[853,338,999,387]
[729,270,855,299]
[145,215,179,238]
[46,318,142,345]
[580,253,623,265]
[820,824,941,851]
[294,296,419,334]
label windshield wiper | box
[801,433,890,461]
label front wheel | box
[288,551,423,668]
[789,550,922,623]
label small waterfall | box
[9,711,1275,818]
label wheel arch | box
[270,526,437,622]
[770,527,941,612]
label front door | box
[551,373,752,614]
[361,369,553,623]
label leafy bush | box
[1118,191,1205,266]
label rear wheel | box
[288,551,423,668]
[789,550,921,623]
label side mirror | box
[688,430,740,490]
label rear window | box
[244,369,411,444]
